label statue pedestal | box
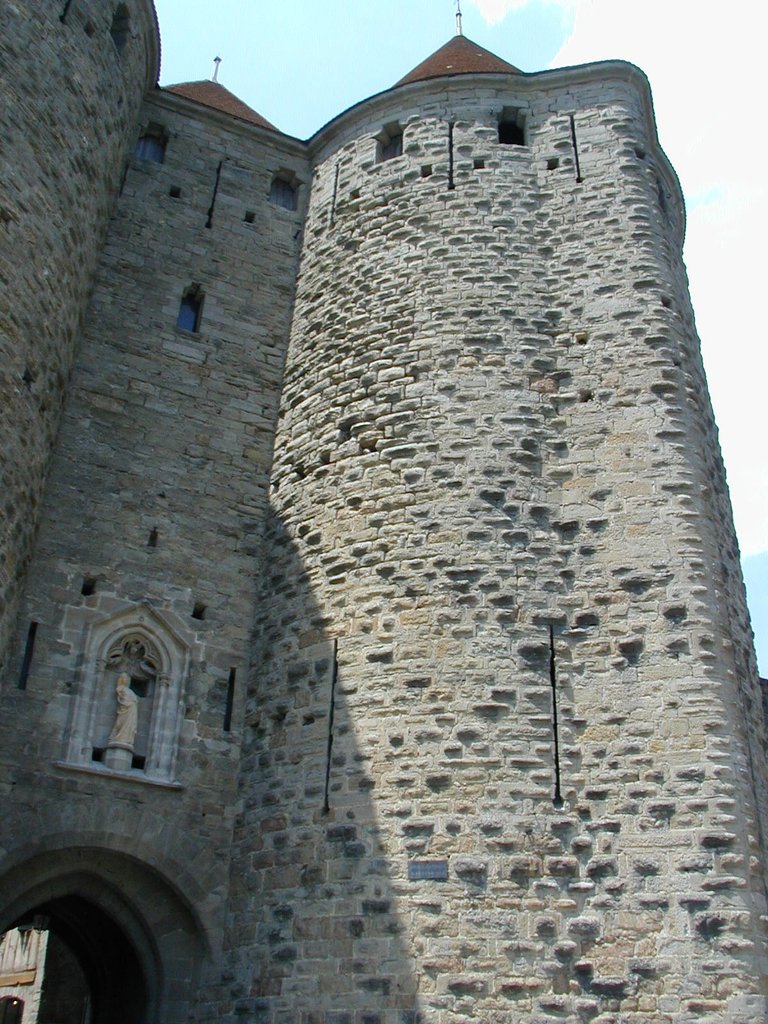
[104,744,133,772]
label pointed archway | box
[6,896,146,1024]
[0,847,209,1024]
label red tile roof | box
[396,34,521,87]
[165,80,277,131]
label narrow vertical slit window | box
[569,114,583,183]
[323,639,339,813]
[330,163,340,225]
[447,121,455,191]
[224,668,236,733]
[205,160,223,228]
[549,625,564,806]
[18,622,38,691]
[177,285,204,332]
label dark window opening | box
[110,4,130,51]
[91,747,105,763]
[498,107,525,146]
[169,185,181,198]
[134,124,167,163]
[131,754,146,770]
[376,122,404,163]
[192,602,206,621]
[421,164,433,178]
[147,527,158,547]
[473,158,485,170]
[547,157,560,170]
[129,676,149,699]
[84,20,96,36]
[244,209,255,223]
[18,621,38,691]
[224,667,236,733]
[81,576,96,597]
[269,174,298,211]
[177,285,204,332]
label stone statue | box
[108,672,138,748]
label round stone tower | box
[0,0,159,672]
[227,35,768,1023]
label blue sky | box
[153,0,767,674]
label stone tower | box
[0,4,765,1023]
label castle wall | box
[0,14,765,1020]
[0,0,158,676]
[0,87,307,1020]
[224,68,768,1023]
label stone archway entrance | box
[3,895,147,1024]
[0,848,209,1024]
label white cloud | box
[466,0,565,25]
[548,0,768,556]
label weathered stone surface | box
[0,5,766,1023]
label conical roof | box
[396,34,521,87]
[165,80,277,131]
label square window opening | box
[134,123,167,163]
[269,173,299,211]
[498,107,525,146]
[375,122,404,163]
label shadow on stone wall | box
[224,507,422,1024]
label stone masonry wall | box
[0,90,306,1020]
[0,0,158,677]
[225,69,768,1023]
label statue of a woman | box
[108,673,138,748]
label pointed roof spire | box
[165,80,278,132]
[395,35,521,88]
[456,0,463,36]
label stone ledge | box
[52,761,183,790]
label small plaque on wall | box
[408,860,448,881]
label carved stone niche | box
[64,605,190,782]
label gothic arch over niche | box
[65,604,191,781]
[0,847,207,1024]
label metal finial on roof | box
[455,0,463,35]
[212,56,222,82]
